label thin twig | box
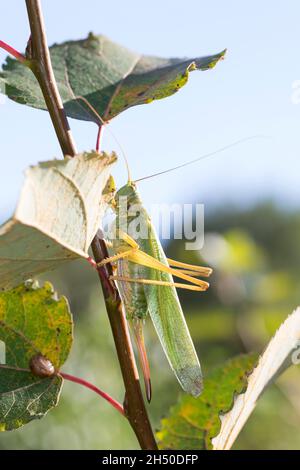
[24,0,157,450]
[96,125,103,152]
[0,363,124,415]
[60,372,125,416]
[0,40,26,62]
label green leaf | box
[157,354,257,450]
[0,34,226,122]
[0,151,116,290]
[213,307,300,450]
[0,281,73,431]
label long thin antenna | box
[76,96,132,182]
[134,136,266,183]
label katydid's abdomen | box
[111,182,204,398]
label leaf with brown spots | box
[0,33,226,123]
[0,281,73,431]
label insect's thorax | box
[112,182,149,246]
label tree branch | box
[91,234,158,450]
[25,0,77,156]
[24,0,157,450]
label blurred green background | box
[1,202,300,450]
[1,0,300,451]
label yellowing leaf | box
[0,281,73,431]
[0,151,116,290]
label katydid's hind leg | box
[167,258,212,277]
[170,269,207,277]
[128,249,210,289]
[110,275,208,291]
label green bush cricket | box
[78,96,259,401]
[101,180,211,401]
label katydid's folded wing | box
[140,222,203,397]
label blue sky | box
[1,0,300,222]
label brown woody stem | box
[25,0,77,157]
[24,0,157,450]
[91,234,157,449]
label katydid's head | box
[117,180,136,196]
[115,180,140,206]
[114,181,143,229]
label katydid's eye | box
[29,354,55,378]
